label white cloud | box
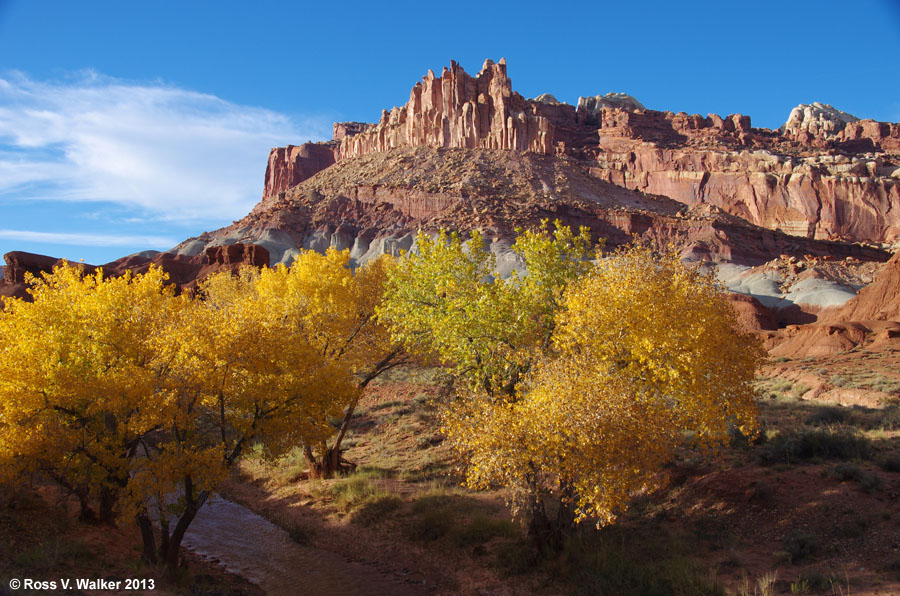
[0,71,329,223]
[0,229,177,248]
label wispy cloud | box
[0,71,329,223]
[0,229,177,248]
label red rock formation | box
[824,250,900,321]
[3,251,98,284]
[259,59,900,243]
[590,148,900,242]
[205,243,269,267]
[339,59,558,159]
[728,293,779,332]
[769,322,873,359]
[332,122,375,141]
[263,143,337,199]
[781,103,900,153]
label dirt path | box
[182,497,427,596]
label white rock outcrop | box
[782,102,860,139]
[531,93,565,105]
[577,92,646,115]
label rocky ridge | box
[263,59,900,244]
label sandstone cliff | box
[263,143,338,199]
[262,59,900,244]
[339,59,558,158]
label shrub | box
[756,429,872,465]
[351,494,403,526]
[493,539,538,576]
[798,570,834,592]
[448,512,515,547]
[781,531,820,564]
[550,528,725,596]
[827,463,883,492]
[328,468,391,511]
[288,525,311,545]
[878,456,900,473]
[805,406,849,426]
[406,508,454,542]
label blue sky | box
[1,0,899,264]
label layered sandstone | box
[590,148,900,242]
[210,147,892,276]
[576,93,646,118]
[339,59,558,158]
[262,59,900,243]
[332,122,375,141]
[783,103,859,140]
[263,143,338,199]
[206,243,269,267]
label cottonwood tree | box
[131,261,363,571]
[132,248,402,570]
[0,252,400,574]
[380,228,763,551]
[0,265,186,524]
[269,249,404,478]
[378,222,593,400]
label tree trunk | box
[46,472,95,522]
[554,480,576,542]
[165,484,209,576]
[528,495,562,554]
[303,350,403,479]
[75,488,96,522]
[525,473,576,555]
[158,514,171,563]
[136,514,157,564]
[99,486,116,524]
[304,445,354,479]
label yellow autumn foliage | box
[0,249,395,531]
[0,264,186,508]
[379,222,593,399]
[385,232,763,531]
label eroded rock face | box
[825,251,900,321]
[781,102,900,153]
[531,94,564,105]
[783,103,859,139]
[727,293,779,332]
[3,251,90,284]
[590,148,900,242]
[205,243,270,267]
[262,59,900,243]
[576,93,646,119]
[263,143,338,199]
[339,58,558,158]
[332,122,375,142]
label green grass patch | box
[327,467,393,511]
[448,512,515,547]
[351,494,404,526]
[405,490,513,548]
[756,429,872,465]
[545,526,724,596]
